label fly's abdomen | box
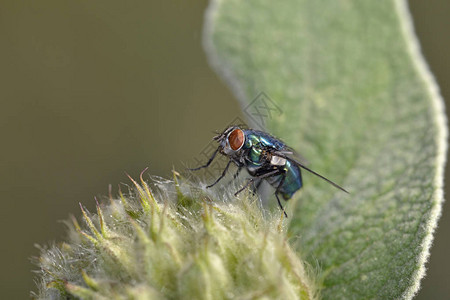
[267,161,303,200]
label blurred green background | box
[0,1,448,298]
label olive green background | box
[0,1,448,298]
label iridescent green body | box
[241,130,303,200]
[190,126,347,217]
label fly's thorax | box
[249,147,262,164]
[244,133,287,167]
[243,132,259,147]
[241,134,263,165]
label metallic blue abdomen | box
[266,160,303,199]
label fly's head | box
[214,126,246,159]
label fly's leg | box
[232,166,242,180]
[252,179,265,213]
[251,179,263,195]
[207,159,232,188]
[234,179,254,196]
[234,169,280,196]
[188,147,219,171]
[226,166,242,187]
[275,171,288,218]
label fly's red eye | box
[228,128,244,150]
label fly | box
[189,125,348,217]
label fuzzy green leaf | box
[204,0,447,299]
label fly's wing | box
[275,146,310,166]
[273,149,349,194]
[251,130,309,164]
